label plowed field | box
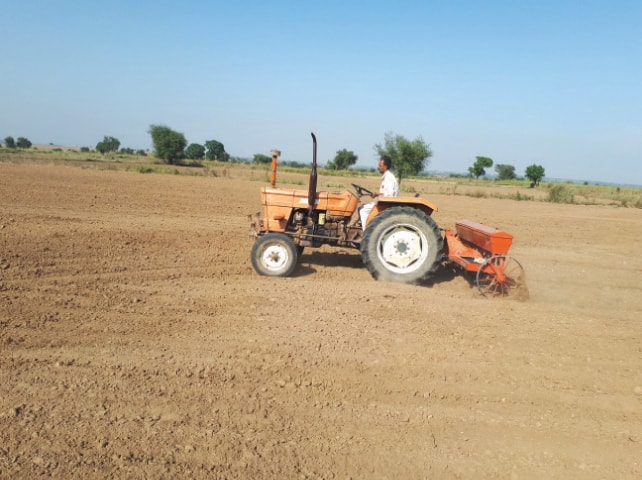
[1,163,640,479]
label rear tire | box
[361,206,443,283]
[251,233,298,277]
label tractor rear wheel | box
[361,206,443,283]
[251,233,298,277]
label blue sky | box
[2,1,641,185]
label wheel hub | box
[262,245,289,270]
[380,228,424,269]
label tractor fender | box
[367,196,439,224]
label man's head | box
[378,155,392,173]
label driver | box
[359,155,399,229]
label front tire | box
[361,206,443,283]
[251,233,298,277]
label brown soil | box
[1,163,640,479]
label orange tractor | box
[249,133,527,298]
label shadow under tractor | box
[249,133,527,299]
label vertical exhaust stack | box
[308,133,318,216]
[270,150,281,187]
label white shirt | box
[380,170,400,197]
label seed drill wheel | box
[250,233,298,277]
[475,255,528,299]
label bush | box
[149,125,186,164]
[16,137,32,149]
[547,184,575,204]
[96,136,120,155]
[253,153,272,164]
[468,189,488,198]
[510,191,533,201]
[185,143,205,160]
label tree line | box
[468,155,545,187]
[253,131,545,186]
[147,125,228,164]
[144,124,546,186]
[3,136,32,149]
[3,127,546,186]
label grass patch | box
[510,191,534,201]
[466,189,488,198]
[133,166,180,175]
[279,179,305,186]
[547,184,575,204]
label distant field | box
[1,147,641,208]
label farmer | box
[359,155,399,229]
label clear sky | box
[2,0,641,185]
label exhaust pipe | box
[308,132,318,216]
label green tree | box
[205,140,228,161]
[525,164,545,187]
[326,148,358,170]
[4,136,16,149]
[149,125,187,164]
[468,156,494,179]
[494,163,516,181]
[253,153,272,164]
[374,132,432,182]
[96,136,120,155]
[185,143,205,160]
[16,137,32,148]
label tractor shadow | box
[417,263,465,288]
[292,252,529,300]
[294,250,364,277]
[293,251,471,290]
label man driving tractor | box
[359,155,400,228]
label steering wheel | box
[352,183,374,198]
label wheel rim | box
[260,243,291,272]
[376,223,429,274]
[476,255,526,298]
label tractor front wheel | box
[251,233,298,277]
[361,206,443,283]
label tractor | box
[249,133,527,297]
[248,132,443,284]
